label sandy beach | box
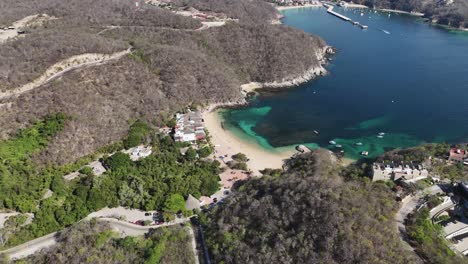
[203,109,296,175]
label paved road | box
[0,217,191,260]
[0,232,58,261]
[394,185,443,252]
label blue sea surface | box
[222,7,468,159]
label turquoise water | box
[222,7,468,159]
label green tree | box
[232,153,248,162]
[163,194,185,213]
[185,147,197,161]
[197,146,213,158]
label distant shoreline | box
[276,4,322,11]
[376,8,424,17]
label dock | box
[326,7,351,21]
[324,5,368,29]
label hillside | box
[23,221,195,264]
[204,150,420,263]
[344,0,468,28]
[0,0,328,164]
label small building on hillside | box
[372,162,429,182]
[185,194,201,210]
[123,145,152,161]
[449,148,468,165]
[86,161,107,176]
[174,110,206,142]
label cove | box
[222,6,468,159]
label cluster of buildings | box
[372,162,429,182]
[449,148,468,165]
[174,111,206,142]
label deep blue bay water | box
[221,7,468,159]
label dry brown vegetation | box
[0,0,327,165]
[172,0,279,23]
[204,150,420,263]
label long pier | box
[324,5,368,29]
[326,6,351,21]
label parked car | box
[134,220,144,226]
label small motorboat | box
[377,135,384,138]
[336,144,342,148]
[378,132,386,136]
[355,142,363,146]
[361,151,369,156]
[313,130,319,135]
[329,140,337,145]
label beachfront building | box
[372,162,429,182]
[174,110,206,142]
[449,148,468,165]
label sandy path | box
[0,14,54,44]
[203,109,295,175]
[0,48,131,100]
[187,226,200,264]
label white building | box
[123,145,152,161]
[372,162,429,182]
[174,110,206,142]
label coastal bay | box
[220,6,468,160]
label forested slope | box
[23,221,195,264]
[204,150,420,263]
[0,0,327,164]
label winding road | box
[394,185,443,252]
[0,48,132,101]
[0,216,192,261]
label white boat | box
[360,12,364,16]
[361,151,369,156]
[313,130,319,135]
[329,140,337,145]
[355,142,363,146]
[336,144,342,148]
[377,135,384,138]
[378,132,386,136]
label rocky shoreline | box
[241,45,334,93]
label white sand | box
[203,109,296,175]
